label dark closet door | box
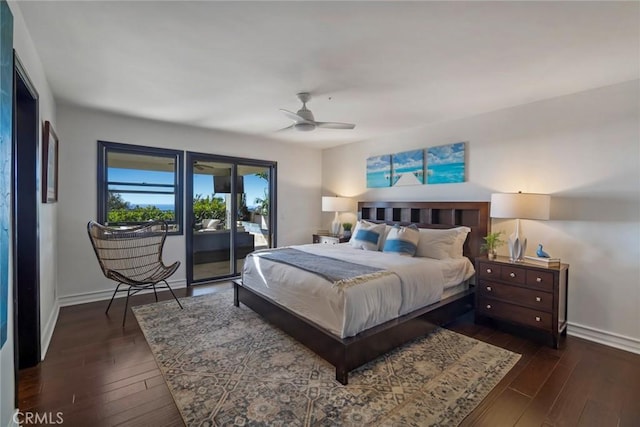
[13,54,41,370]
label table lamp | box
[490,192,550,262]
[322,196,352,236]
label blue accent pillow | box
[383,224,420,256]
[350,222,386,251]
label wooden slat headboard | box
[357,201,490,262]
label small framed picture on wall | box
[42,120,58,203]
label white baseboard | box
[58,279,187,307]
[40,299,60,360]
[568,321,640,355]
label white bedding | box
[241,243,475,338]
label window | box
[97,141,183,234]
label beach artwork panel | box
[427,142,466,184]
[391,150,424,186]
[366,155,391,188]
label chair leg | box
[163,280,184,309]
[152,284,158,302]
[105,283,122,314]
[122,287,132,328]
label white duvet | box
[241,243,475,338]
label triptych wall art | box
[366,142,466,188]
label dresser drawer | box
[316,235,339,244]
[525,270,554,292]
[477,297,552,331]
[478,262,501,280]
[499,265,526,285]
[477,281,552,312]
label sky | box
[427,142,465,165]
[108,168,268,209]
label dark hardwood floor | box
[19,283,640,426]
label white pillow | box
[378,225,394,250]
[416,226,470,259]
[350,221,386,251]
[383,224,420,256]
[349,220,377,244]
[450,227,471,258]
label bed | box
[234,201,489,384]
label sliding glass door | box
[186,152,276,284]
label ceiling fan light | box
[294,123,315,132]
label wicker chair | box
[87,220,183,327]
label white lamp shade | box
[322,196,352,213]
[490,193,550,220]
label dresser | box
[312,234,349,244]
[475,256,569,348]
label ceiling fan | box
[279,92,355,132]
[193,161,215,171]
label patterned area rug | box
[133,290,520,426]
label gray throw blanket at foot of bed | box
[251,248,395,289]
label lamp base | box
[330,222,341,236]
[508,234,527,262]
[330,211,341,236]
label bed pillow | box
[378,224,394,250]
[383,224,420,256]
[450,227,471,258]
[350,221,386,251]
[416,226,470,259]
[349,219,375,244]
[349,220,377,244]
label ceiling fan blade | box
[280,109,312,124]
[275,125,294,132]
[194,162,215,169]
[315,122,356,130]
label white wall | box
[323,80,640,353]
[0,1,58,425]
[3,1,58,425]
[56,105,322,302]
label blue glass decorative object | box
[536,244,550,258]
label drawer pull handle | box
[535,316,541,322]
[486,268,492,274]
[486,286,492,291]
[510,272,516,278]
[536,277,542,283]
[486,304,492,309]
[535,296,541,302]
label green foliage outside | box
[108,205,175,223]
[106,171,269,226]
[254,189,269,216]
[107,192,175,224]
[193,194,227,222]
[253,171,270,217]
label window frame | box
[97,140,184,235]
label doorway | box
[186,152,276,284]
[13,54,40,370]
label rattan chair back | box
[87,220,183,326]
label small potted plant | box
[481,231,505,260]
[342,223,353,238]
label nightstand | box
[312,234,349,244]
[475,256,569,348]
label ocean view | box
[427,162,465,184]
[132,203,174,211]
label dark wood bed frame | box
[234,201,489,385]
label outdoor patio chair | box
[87,220,183,327]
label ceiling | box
[17,1,639,149]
